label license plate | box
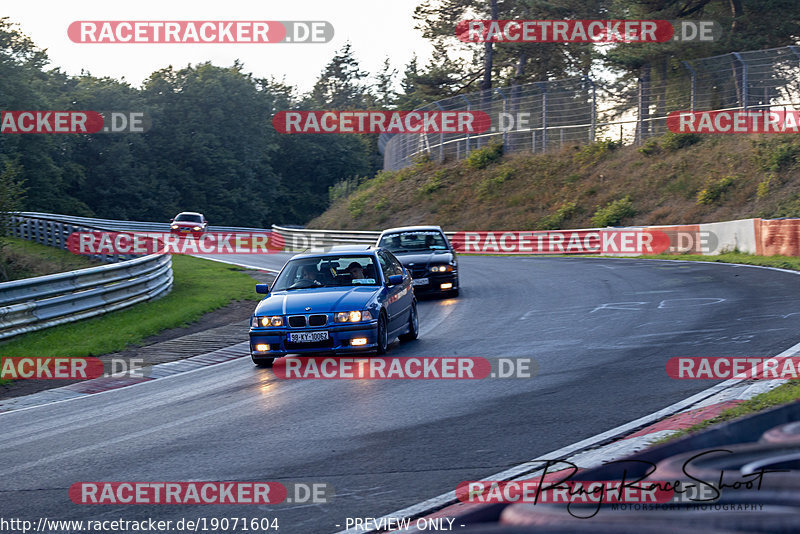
[288,331,329,343]
[412,277,429,286]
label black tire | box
[251,355,275,368]
[399,302,419,341]
[376,313,389,354]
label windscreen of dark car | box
[272,255,381,291]
[379,231,448,253]
[174,214,203,223]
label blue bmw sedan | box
[249,246,419,367]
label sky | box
[4,0,435,93]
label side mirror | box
[387,275,403,286]
[255,283,270,294]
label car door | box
[377,250,407,334]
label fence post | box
[536,82,548,152]
[495,87,508,148]
[732,52,748,110]
[458,95,471,155]
[681,61,697,111]
[585,76,596,143]
[433,101,446,163]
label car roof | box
[176,211,204,217]
[289,246,378,261]
[378,225,444,236]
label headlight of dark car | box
[430,264,454,273]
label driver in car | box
[347,262,366,280]
[300,264,320,283]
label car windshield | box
[379,231,448,252]
[174,214,202,223]
[271,255,381,291]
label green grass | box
[0,255,260,360]
[1,237,101,280]
[654,382,800,444]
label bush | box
[660,132,702,151]
[475,167,513,198]
[329,176,362,204]
[574,139,621,165]
[538,202,578,230]
[638,138,660,156]
[755,141,800,172]
[347,191,370,217]
[466,142,503,169]
[757,176,771,199]
[418,171,444,195]
[591,196,635,227]
[696,176,734,205]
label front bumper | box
[249,320,379,357]
[411,271,458,293]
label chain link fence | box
[382,46,800,170]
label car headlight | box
[253,316,283,327]
[430,265,453,272]
[335,310,373,323]
[193,226,201,231]
[171,224,178,229]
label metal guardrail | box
[0,213,174,340]
[270,225,457,248]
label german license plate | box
[288,331,329,343]
[412,277,429,286]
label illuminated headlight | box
[253,316,283,327]
[193,226,202,231]
[335,310,373,323]
[171,224,178,230]
[255,344,270,351]
[431,265,453,273]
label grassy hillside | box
[309,133,800,231]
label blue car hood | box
[255,286,379,316]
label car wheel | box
[399,302,419,341]
[376,313,389,354]
[251,355,275,368]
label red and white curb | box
[336,339,800,534]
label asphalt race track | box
[3,255,800,533]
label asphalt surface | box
[3,256,800,534]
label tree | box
[0,159,26,281]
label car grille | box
[410,266,428,278]
[308,314,328,327]
[288,315,307,328]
